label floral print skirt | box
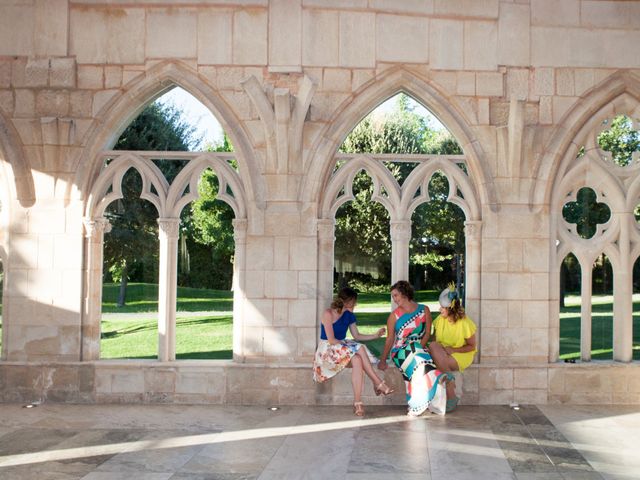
[312,339,377,383]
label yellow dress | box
[433,315,477,372]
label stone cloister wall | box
[1,0,640,405]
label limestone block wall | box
[0,0,639,405]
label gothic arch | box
[532,70,640,208]
[0,111,35,208]
[302,67,494,213]
[72,60,264,211]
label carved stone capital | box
[157,218,181,238]
[390,220,412,242]
[232,218,248,243]
[464,220,482,239]
[83,217,111,238]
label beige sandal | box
[353,401,365,416]
[374,381,395,396]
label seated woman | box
[428,284,478,413]
[378,280,448,416]
[313,287,394,417]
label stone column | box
[82,217,111,361]
[464,221,482,327]
[613,217,633,362]
[157,218,180,362]
[232,218,247,362]
[390,220,412,285]
[317,219,335,338]
[580,265,593,362]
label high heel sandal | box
[353,401,365,416]
[374,381,394,396]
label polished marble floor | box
[0,402,638,479]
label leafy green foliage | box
[597,115,640,167]
[104,101,203,305]
[337,94,464,290]
[562,187,611,239]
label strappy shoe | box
[446,396,459,413]
[353,401,365,416]
[374,381,395,396]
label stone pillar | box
[613,218,633,362]
[317,219,335,337]
[232,218,248,362]
[82,217,111,361]
[157,218,180,362]
[390,220,411,285]
[580,265,593,362]
[464,221,482,327]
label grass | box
[101,314,233,360]
[101,283,233,313]
[559,294,640,360]
[2,284,640,360]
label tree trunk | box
[117,263,128,307]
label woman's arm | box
[349,322,385,342]
[377,312,396,371]
[444,333,477,355]
[420,307,433,348]
[321,310,342,345]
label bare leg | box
[354,347,384,387]
[351,354,364,403]
[429,342,459,399]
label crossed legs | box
[428,341,459,400]
[350,347,385,403]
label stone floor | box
[0,403,638,479]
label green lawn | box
[2,286,640,361]
[559,294,640,360]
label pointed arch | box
[302,67,494,213]
[71,60,264,211]
[533,70,640,208]
[0,111,35,208]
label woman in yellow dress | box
[428,284,477,413]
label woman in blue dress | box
[313,287,394,416]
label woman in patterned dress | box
[378,280,448,416]
[313,287,394,416]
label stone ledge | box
[1,361,638,405]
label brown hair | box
[390,280,414,301]
[330,287,358,311]
[443,298,465,322]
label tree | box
[105,101,200,306]
[337,94,464,290]
[186,135,236,290]
[597,115,640,167]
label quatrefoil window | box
[562,187,611,239]
[596,115,640,167]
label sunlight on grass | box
[98,284,640,361]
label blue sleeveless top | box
[320,310,356,341]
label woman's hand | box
[444,346,454,355]
[378,359,388,371]
[376,327,386,338]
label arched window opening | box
[101,168,160,359]
[90,86,241,361]
[410,171,466,305]
[322,93,474,356]
[175,167,234,360]
[633,256,640,360]
[591,253,614,360]
[559,253,581,361]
